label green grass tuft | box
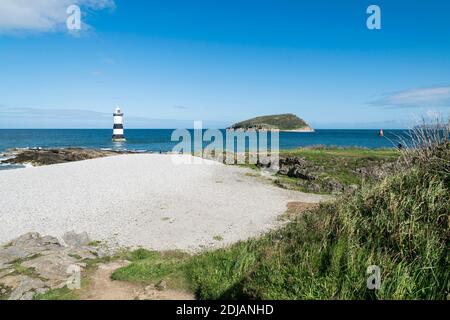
[33,287,79,300]
[111,249,190,290]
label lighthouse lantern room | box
[112,106,126,142]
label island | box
[228,113,314,132]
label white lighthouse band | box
[112,106,126,142]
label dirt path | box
[80,261,194,300]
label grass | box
[87,240,102,247]
[281,147,400,188]
[236,147,401,194]
[12,264,41,278]
[33,286,79,300]
[112,140,448,300]
[111,249,190,290]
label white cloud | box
[0,0,115,34]
[0,104,109,119]
[371,86,450,108]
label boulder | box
[0,231,106,300]
[62,231,91,247]
[5,275,46,300]
[277,156,318,180]
[323,177,345,195]
[155,280,167,291]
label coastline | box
[280,128,315,132]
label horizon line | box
[0,127,408,130]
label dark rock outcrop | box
[276,156,318,180]
[1,148,130,166]
[259,154,397,194]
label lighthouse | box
[112,106,126,142]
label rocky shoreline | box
[1,148,137,167]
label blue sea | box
[0,129,409,170]
[0,129,409,152]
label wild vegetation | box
[273,147,400,194]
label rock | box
[62,231,91,247]
[0,231,109,300]
[155,280,167,291]
[35,287,49,295]
[277,156,318,180]
[21,252,80,287]
[0,247,30,267]
[11,232,41,244]
[6,232,62,251]
[324,178,344,195]
[20,291,35,300]
[67,247,97,260]
[41,236,62,246]
[0,232,65,269]
[1,148,131,166]
[0,268,14,279]
[274,179,293,190]
[2,275,46,300]
[305,182,322,193]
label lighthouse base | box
[112,135,126,142]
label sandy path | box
[0,154,328,251]
[80,261,194,300]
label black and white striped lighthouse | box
[112,106,126,142]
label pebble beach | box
[0,154,328,251]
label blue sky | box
[0,0,449,129]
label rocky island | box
[229,113,314,132]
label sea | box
[0,129,410,170]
